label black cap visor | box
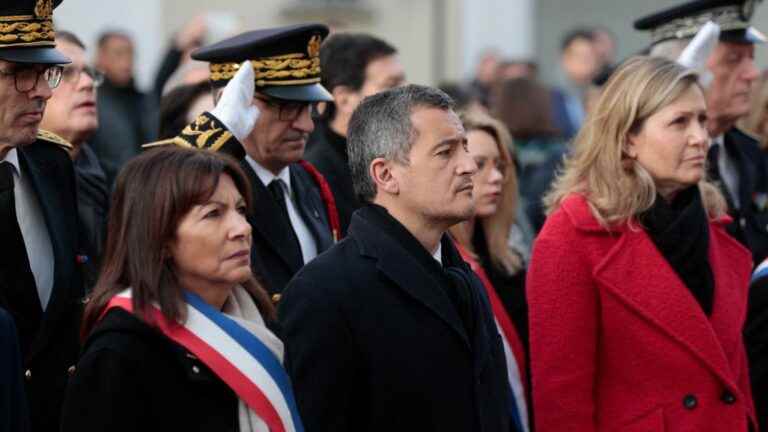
[261,83,333,102]
[0,46,71,65]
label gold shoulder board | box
[37,129,73,150]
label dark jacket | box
[74,143,109,291]
[241,161,334,296]
[0,139,84,432]
[90,78,157,187]
[61,308,239,432]
[710,127,768,265]
[279,205,514,432]
[0,308,28,432]
[304,119,360,236]
[746,272,768,431]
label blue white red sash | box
[105,290,304,432]
[454,242,530,432]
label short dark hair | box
[158,82,213,139]
[320,33,397,119]
[348,84,454,203]
[97,31,131,49]
[561,27,594,52]
[56,30,85,50]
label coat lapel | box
[594,226,740,391]
[241,161,303,273]
[290,165,333,253]
[18,145,79,358]
[350,215,471,352]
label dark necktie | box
[268,179,304,265]
[0,161,42,356]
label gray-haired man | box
[278,84,517,432]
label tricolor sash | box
[454,242,530,432]
[104,289,303,432]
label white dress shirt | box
[246,156,318,265]
[3,148,54,309]
[712,135,741,209]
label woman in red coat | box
[527,56,756,431]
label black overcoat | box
[61,308,239,432]
[0,307,28,432]
[0,139,83,432]
[241,161,334,295]
[279,205,514,432]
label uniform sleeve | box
[526,214,598,431]
[60,347,147,432]
[278,274,356,432]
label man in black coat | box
[0,1,84,431]
[304,33,405,236]
[191,24,338,299]
[279,85,516,432]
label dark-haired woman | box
[61,147,303,432]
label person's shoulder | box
[81,308,164,362]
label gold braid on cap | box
[0,13,54,47]
[208,34,324,86]
[650,5,750,43]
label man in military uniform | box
[0,1,83,430]
[150,24,339,299]
[635,0,768,266]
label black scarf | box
[362,204,477,339]
[639,186,715,315]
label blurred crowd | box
[5,0,768,431]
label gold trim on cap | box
[0,18,54,46]
[35,0,53,19]
[209,51,321,86]
[651,5,749,43]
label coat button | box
[740,218,747,228]
[67,365,76,376]
[722,390,737,405]
[24,369,31,381]
[683,394,697,410]
[192,365,200,374]
[271,293,282,304]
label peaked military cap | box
[192,23,333,102]
[635,0,765,44]
[0,0,70,64]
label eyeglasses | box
[61,65,104,87]
[255,96,320,121]
[0,65,63,93]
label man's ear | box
[370,157,399,195]
[331,85,359,116]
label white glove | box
[210,61,260,142]
[677,21,720,88]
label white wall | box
[461,0,535,79]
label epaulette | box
[142,112,245,160]
[37,129,73,150]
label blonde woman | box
[527,56,755,431]
[449,111,530,431]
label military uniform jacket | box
[0,137,83,432]
[241,161,334,296]
[710,128,768,265]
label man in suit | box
[191,24,338,299]
[0,1,84,431]
[635,0,768,266]
[304,33,405,235]
[279,84,517,432]
[40,30,108,290]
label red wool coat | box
[527,194,756,431]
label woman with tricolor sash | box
[448,111,531,432]
[61,147,304,432]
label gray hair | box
[347,84,455,203]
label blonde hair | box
[545,56,726,226]
[450,110,523,275]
